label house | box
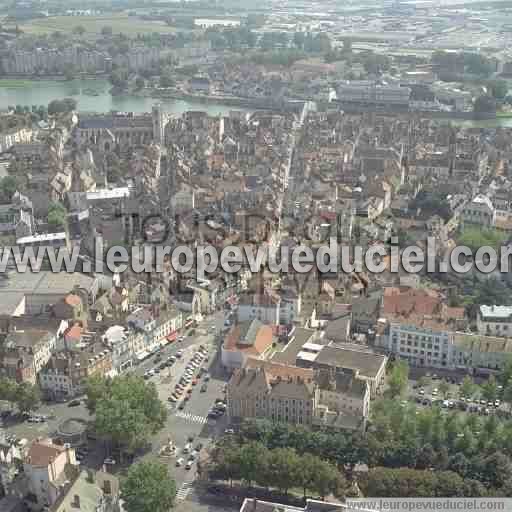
[237,292,280,325]
[1,330,57,385]
[461,194,496,228]
[309,343,387,398]
[51,470,120,512]
[452,333,512,373]
[221,319,274,370]
[23,439,78,511]
[39,343,113,399]
[477,305,512,337]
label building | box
[453,332,512,373]
[461,194,496,228]
[23,439,78,511]
[221,319,274,370]
[239,498,380,512]
[227,358,370,431]
[336,81,411,107]
[237,292,280,325]
[74,109,168,150]
[377,286,466,369]
[227,359,317,426]
[51,470,119,512]
[193,18,241,28]
[477,305,512,337]
[310,344,386,398]
[39,343,113,399]
[1,330,57,385]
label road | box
[0,310,231,508]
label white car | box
[176,457,184,467]
[103,458,116,465]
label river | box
[0,78,253,115]
[2,78,512,127]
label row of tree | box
[239,399,512,495]
[208,439,346,499]
[0,377,41,412]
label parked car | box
[176,457,184,467]
[68,399,81,407]
[103,457,116,465]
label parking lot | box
[407,373,511,419]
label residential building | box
[461,194,496,228]
[1,330,57,385]
[310,344,387,398]
[452,333,512,373]
[377,286,466,369]
[237,292,280,325]
[477,305,512,337]
[23,439,78,511]
[51,470,120,512]
[221,319,274,370]
[39,343,113,399]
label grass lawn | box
[18,14,185,37]
[0,79,41,88]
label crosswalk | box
[176,482,194,501]
[174,411,209,424]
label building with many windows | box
[477,305,512,337]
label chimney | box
[73,494,80,508]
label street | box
[0,310,231,508]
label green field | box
[0,79,38,88]
[19,14,184,37]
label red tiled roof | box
[27,440,64,467]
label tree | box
[0,176,18,201]
[48,98,76,115]
[47,201,67,228]
[101,26,113,37]
[16,382,41,412]
[481,375,498,402]
[438,379,450,398]
[388,360,409,398]
[121,460,176,512]
[93,374,167,457]
[0,378,18,406]
[73,25,86,37]
[503,381,512,405]
[84,374,110,413]
[267,448,299,494]
[460,376,476,399]
[473,95,497,114]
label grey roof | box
[0,270,96,295]
[0,291,25,316]
[238,318,263,346]
[314,344,387,379]
[272,327,317,364]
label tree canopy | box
[121,460,176,512]
[89,374,167,456]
